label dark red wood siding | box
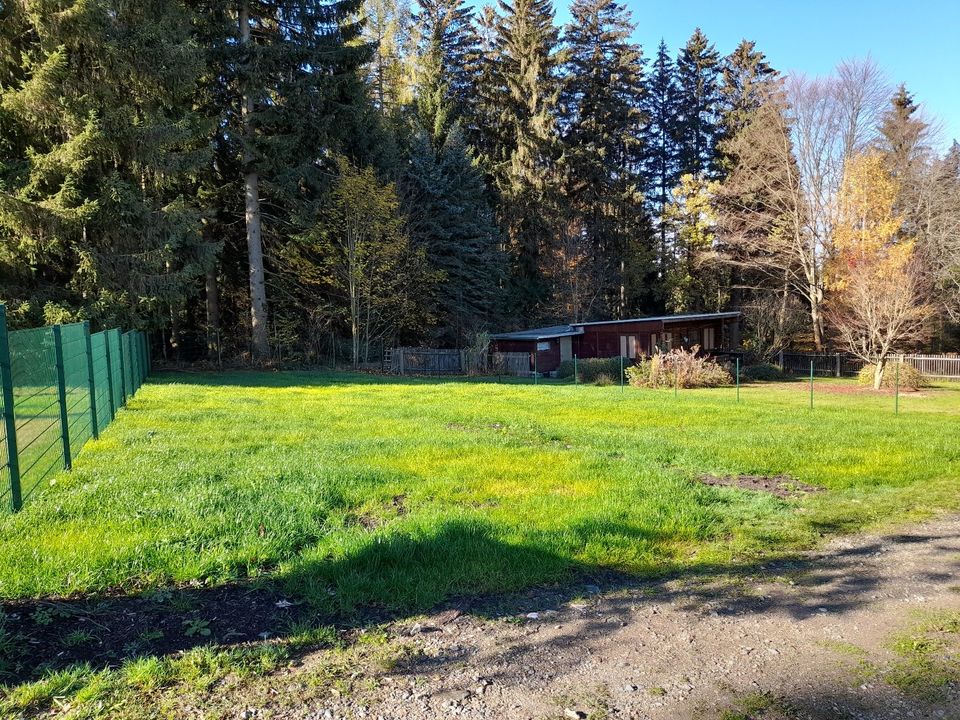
[490,338,563,373]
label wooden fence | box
[774,351,960,380]
[901,354,960,379]
[387,348,532,376]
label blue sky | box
[529,0,960,148]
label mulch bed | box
[698,474,824,498]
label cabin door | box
[559,336,573,363]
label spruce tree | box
[402,126,503,343]
[0,0,214,328]
[877,85,929,185]
[411,0,480,144]
[641,40,680,283]
[674,28,721,179]
[233,0,372,358]
[560,0,649,317]
[484,0,564,319]
[718,40,778,166]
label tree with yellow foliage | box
[826,152,932,389]
[663,174,726,313]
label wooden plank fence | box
[901,354,960,379]
[775,352,960,380]
[387,348,531,376]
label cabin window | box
[536,341,551,351]
[663,332,673,350]
[619,335,638,359]
[703,327,715,350]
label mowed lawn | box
[0,371,958,613]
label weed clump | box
[626,346,732,389]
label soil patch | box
[699,473,824,498]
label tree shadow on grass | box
[4,516,957,689]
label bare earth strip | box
[261,516,960,720]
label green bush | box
[626,346,732,389]
[857,363,926,390]
[742,363,785,382]
[558,356,628,383]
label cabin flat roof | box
[491,312,740,341]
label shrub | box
[857,363,925,390]
[742,363,785,382]
[558,356,628,383]
[626,346,732,389]
[593,372,613,386]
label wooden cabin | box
[490,312,741,375]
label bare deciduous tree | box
[714,59,890,349]
[826,257,932,388]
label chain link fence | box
[0,306,150,511]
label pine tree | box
[674,28,721,179]
[641,40,680,282]
[0,0,214,328]
[560,0,649,317]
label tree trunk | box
[205,266,220,362]
[873,357,886,390]
[240,0,269,360]
[809,282,824,351]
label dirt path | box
[296,516,960,720]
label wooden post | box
[835,352,841,378]
[0,306,23,511]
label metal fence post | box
[809,360,814,410]
[0,306,23,511]
[574,354,578,387]
[83,321,99,439]
[736,357,740,403]
[52,325,72,470]
[103,330,115,421]
[895,360,900,415]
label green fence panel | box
[59,322,94,463]
[131,332,141,392]
[122,332,134,400]
[108,329,125,408]
[8,325,62,501]
[90,330,112,435]
[0,308,151,511]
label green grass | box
[0,371,958,615]
[884,610,960,701]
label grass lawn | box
[0,371,958,615]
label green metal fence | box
[0,306,150,511]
